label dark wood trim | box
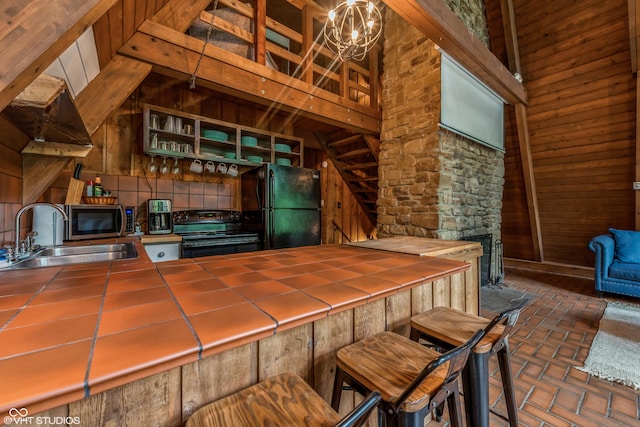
[498,0,543,260]
[500,0,521,74]
[514,104,543,261]
[505,258,593,279]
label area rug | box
[576,301,640,390]
[480,285,537,313]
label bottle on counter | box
[94,176,104,196]
[86,180,94,197]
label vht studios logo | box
[4,408,80,425]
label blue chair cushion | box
[609,261,640,281]
[609,228,640,263]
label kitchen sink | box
[5,243,138,270]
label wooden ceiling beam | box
[119,20,381,134]
[382,0,527,105]
[75,55,152,136]
[150,0,214,32]
[22,155,72,205]
[499,0,543,261]
[500,0,521,75]
[0,0,117,112]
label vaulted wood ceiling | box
[1,0,524,140]
[1,0,527,224]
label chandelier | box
[323,0,382,62]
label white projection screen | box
[440,53,505,152]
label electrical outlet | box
[634,182,640,190]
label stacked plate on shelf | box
[202,130,228,142]
[223,151,236,159]
[274,143,292,153]
[275,158,292,166]
[241,136,258,147]
[246,155,263,163]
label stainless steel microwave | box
[65,204,125,241]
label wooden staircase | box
[322,132,380,226]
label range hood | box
[2,74,93,156]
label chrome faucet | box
[14,203,68,259]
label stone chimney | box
[377,7,504,243]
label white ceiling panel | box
[77,27,100,82]
[43,27,100,99]
[59,44,87,98]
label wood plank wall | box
[487,0,636,267]
[304,150,376,244]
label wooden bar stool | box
[186,372,381,427]
[331,329,484,427]
[409,299,528,427]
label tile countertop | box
[0,238,470,416]
[347,236,483,257]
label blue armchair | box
[588,229,640,298]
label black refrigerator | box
[241,164,321,250]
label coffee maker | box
[148,199,172,234]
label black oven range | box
[172,210,261,258]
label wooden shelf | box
[142,104,303,169]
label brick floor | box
[428,269,640,427]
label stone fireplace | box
[377,6,504,279]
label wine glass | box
[172,158,180,175]
[160,157,169,175]
[148,156,157,173]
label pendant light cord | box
[190,0,220,89]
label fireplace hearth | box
[461,234,493,286]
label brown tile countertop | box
[0,237,469,417]
[347,236,482,257]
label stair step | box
[362,135,381,161]
[344,162,378,170]
[348,177,378,182]
[328,134,362,148]
[336,148,372,160]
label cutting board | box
[64,177,84,205]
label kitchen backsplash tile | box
[156,178,173,193]
[44,172,239,214]
[173,181,189,194]
[0,169,239,244]
[118,176,138,192]
[189,194,204,210]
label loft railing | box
[189,0,380,113]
